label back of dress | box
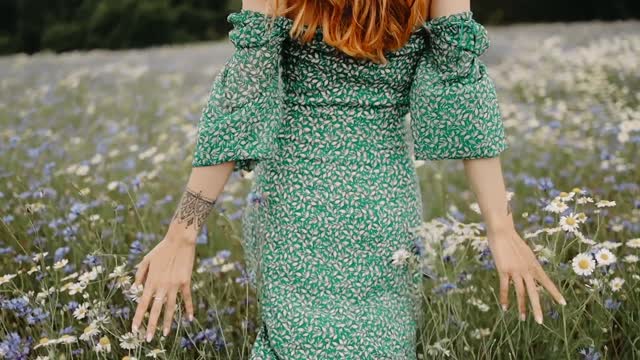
[191,9,509,359]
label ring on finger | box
[153,293,167,303]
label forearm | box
[462,157,515,237]
[165,161,235,244]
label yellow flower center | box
[99,336,110,346]
[566,217,576,225]
[578,259,590,269]
[601,254,609,260]
[38,337,49,345]
[559,191,568,197]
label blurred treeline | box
[1,0,639,55]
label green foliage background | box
[1,0,639,54]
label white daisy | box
[575,231,596,245]
[544,199,568,213]
[467,297,490,312]
[33,337,55,349]
[113,275,132,289]
[623,254,639,263]
[145,348,166,358]
[610,277,625,292]
[126,283,144,302]
[575,212,588,223]
[626,238,640,248]
[0,273,17,285]
[595,200,616,208]
[80,322,100,342]
[469,202,481,214]
[67,281,87,295]
[94,336,111,353]
[576,196,594,204]
[594,248,616,266]
[600,241,622,249]
[107,181,120,191]
[108,264,127,279]
[32,252,48,262]
[73,303,90,320]
[391,248,411,267]
[27,265,41,275]
[556,191,575,202]
[75,164,90,177]
[56,334,77,345]
[559,213,580,232]
[119,332,141,350]
[61,272,79,281]
[53,259,68,270]
[588,278,602,289]
[572,253,596,276]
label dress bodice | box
[280,24,427,110]
[191,9,509,172]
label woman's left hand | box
[487,227,566,324]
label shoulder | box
[242,0,283,16]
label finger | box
[524,274,543,325]
[162,290,178,336]
[134,258,150,286]
[132,282,154,333]
[145,289,166,342]
[181,282,195,322]
[512,275,527,321]
[534,265,566,306]
[499,272,510,311]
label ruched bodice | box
[190,9,508,359]
[280,29,426,110]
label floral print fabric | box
[191,9,508,359]
[409,11,509,160]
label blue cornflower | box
[68,202,89,221]
[0,332,33,360]
[604,298,621,310]
[54,246,70,262]
[433,282,457,295]
[579,347,601,360]
[83,254,101,267]
[26,307,49,325]
[537,177,554,192]
[196,225,208,244]
[136,193,150,208]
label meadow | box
[1,19,639,359]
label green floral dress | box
[192,9,508,359]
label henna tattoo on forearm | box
[172,187,217,230]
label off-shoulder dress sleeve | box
[191,10,290,172]
[409,11,508,160]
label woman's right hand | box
[130,234,197,342]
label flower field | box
[1,19,639,359]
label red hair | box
[271,0,429,64]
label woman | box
[131,0,566,357]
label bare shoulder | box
[429,0,471,19]
[242,0,281,16]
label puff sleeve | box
[409,11,508,160]
[191,10,290,172]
